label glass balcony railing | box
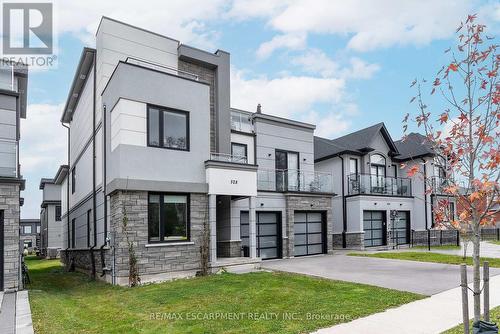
[0,139,18,178]
[430,176,452,194]
[348,173,412,197]
[231,110,253,133]
[0,63,15,91]
[258,169,333,193]
[210,152,248,164]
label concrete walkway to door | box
[261,252,500,295]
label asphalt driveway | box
[261,253,500,295]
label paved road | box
[262,253,500,295]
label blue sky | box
[19,0,500,218]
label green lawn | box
[348,252,500,268]
[442,306,500,333]
[26,257,423,334]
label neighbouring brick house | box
[0,61,28,291]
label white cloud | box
[54,0,228,49]
[231,68,345,119]
[256,33,306,59]
[343,57,380,79]
[302,111,351,138]
[20,103,67,218]
[291,49,339,77]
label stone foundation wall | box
[1,183,20,291]
[333,232,365,250]
[411,229,459,246]
[285,194,333,257]
[60,248,110,278]
[217,240,242,258]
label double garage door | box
[363,210,410,247]
[241,211,326,259]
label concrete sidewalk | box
[312,274,500,334]
[0,291,34,334]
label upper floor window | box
[71,167,76,194]
[36,226,40,233]
[148,193,189,243]
[55,205,61,221]
[370,154,386,177]
[231,142,248,163]
[23,225,32,234]
[148,106,189,151]
[349,158,358,175]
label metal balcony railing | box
[210,153,248,164]
[258,169,333,193]
[348,173,412,197]
[430,176,452,194]
[0,139,18,178]
[230,110,253,133]
[125,57,199,81]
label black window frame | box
[86,209,92,248]
[231,142,248,158]
[147,105,190,152]
[147,192,191,243]
[349,158,358,175]
[55,205,62,221]
[71,167,76,194]
[71,218,76,248]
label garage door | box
[294,212,326,256]
[240,211,282,260]
[0,210,4,291]
[363,211,387,247]
[392,211,410,245]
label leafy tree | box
[403,14,499,323]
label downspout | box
[62,122,71,268]
[90,55,97,280]
[338,154,347,248]
[100,103,108,278]
[422,158,429,230]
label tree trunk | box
[472,224,481,322]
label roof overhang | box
[61,47,95,123]
[54,165,69,185]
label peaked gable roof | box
[393,132,435,161]
[314,122,399,161]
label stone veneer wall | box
[285,194,333,258]
[217,240,242,258]
[178,60,216,152]
[109,191,207,284]
[332,232,365,250]
[1,183,20,290]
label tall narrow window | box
[55,205,61,221]
[349,158,358,175]
[148,193,189,243]
[71,167,76,194]
[71,218,76,248]
[87,210,92,248]
[148,106,189,151]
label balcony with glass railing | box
[231,110,253,133]
[348,173,412,197]
[0,63,16,91]
[257,169,334,193]
[0,139,19,178]
[209,152,248,164]
[430,176,452,194]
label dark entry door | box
[0,210,4,291]
[363,211,387,247]
[275,150,299,191]
[294,212,326,256]
[240,211,282,260]
[392,211,410,245]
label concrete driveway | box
[261,253,500,295]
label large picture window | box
[148,193,189,243]
[148,106,189,151]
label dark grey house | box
[0,61,28,291]
[20,219,41,253]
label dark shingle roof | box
[393,132,435,161]
[314,122,399,161]
[39,178,55,190]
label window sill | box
[145,241,194,248]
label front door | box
[294,211,326,256]
[275,150,299,191]
[240,211,282,260]
[363,210,387,247]
[0,210,4,291]
[392,211,410,245]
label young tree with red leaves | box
[403,14,499,323]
